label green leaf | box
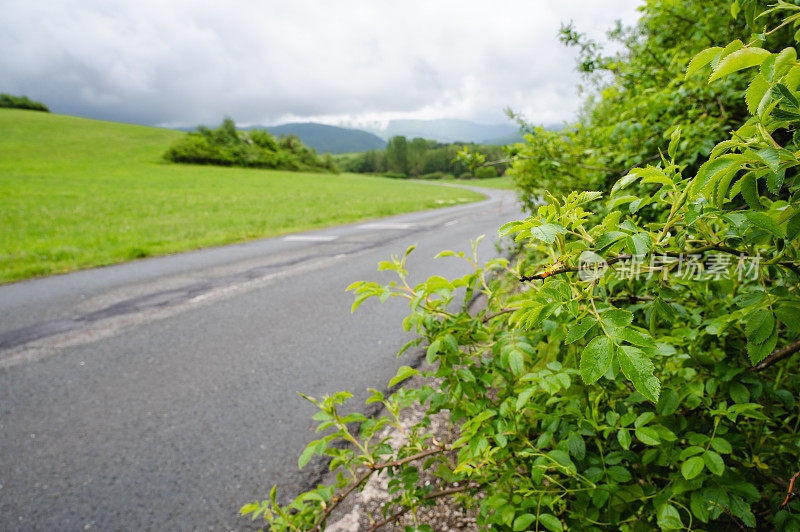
[513,513,536,531]
[538,514,563,532]
[389,365,418,387]
[691,154,746,197]
[509,349,525,376]
[755,147,781,173]
[681,455,705,479]
[618,345,661,403]
[703,450,725,476]
[567,432,586,460]
[710,47,770,82]
[626,232,651,256]
[776,303,800,333]
[746,74,771,114]
[635,426,661,446]
[634,412,655,428]
[617,428,632,450]
[746,309,775,344]
[657,503,684,530]
[691,490,710,523]
[711,437,733,454]
[740,172,761,209]
[529,223,567,244]
[744,211,784,238]
[748,323,778,364]
[426,339,441,364]
[657,389,680,416]
[565,318,596,344]
[580,336,614,384]
[298,439,324,469]
[729,382,750,404]
[685,47,723,79]
[607,465,632,482]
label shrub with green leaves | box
[242,2,800,530]
[164,117,336,173]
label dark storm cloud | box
[0,0,641,127]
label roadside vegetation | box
[0,110,483,283]
[244,1,800,530]
[165,117,338,172]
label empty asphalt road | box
[0,185,521,530]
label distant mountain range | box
[175,118,548,154]
[365,118,523,144]
[260,122,385,154]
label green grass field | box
[0,109,484,283]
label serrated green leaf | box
[509,349,525,376]
[426,339,441,364]
[565,318,597,344]
[710,437,733,454]
[740,172,761,209]
[617,428,631,450]
[744,211,784,237]
[580,336,614,384]
[657,389,680,415]
[691,490,710,523]
[657,503,684,530]
[776,303,800,333]
[703,450,725,476]
[513,514,536,531]
[635,426,661,445]
[746,309,775,344]
[607,465,632,482]
[746,74,771,114]
[685,47,723,79]
[681,455,705,479]
[710,47,770,82]
[626,232,651,256]
[618,345,661,403]
[567,432,586,460]
[389,365,418,387]
[755,147,781,173]
[748,323,778,364]
[538,514,563,532]
[691,154,746,197]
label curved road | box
[0,185,521,530]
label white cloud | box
[0,0,642,127]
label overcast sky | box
[1,1,642,129]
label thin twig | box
[482,307,521,322]
[309,446,451,532]
[781,471,800,508]
[751,340,800,372]
[367,483,477,531]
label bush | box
[242,2,800,530]
[0,93,49,112]
[474,166,498,179]
[419,171,449,180]
[164,118,336,173]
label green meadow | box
[0,109,484,283]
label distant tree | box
[0,94,49,112]
[385,136,409,175]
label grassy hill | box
[0,109,483,283]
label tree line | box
[339,136,508,179]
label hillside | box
[261,122,386,154]
[0,109,483,282]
